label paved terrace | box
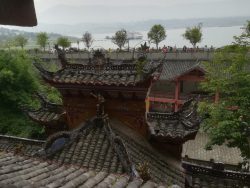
[32,51,213,61]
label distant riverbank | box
[72,26,243,49]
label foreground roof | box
[182,132,250,187]
[0,116,185,187]
[0,152,169,188]
[182,160,250,187]
[182,132,244,166]
[0,135,44,156]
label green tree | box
[147,24,166,50]
[246,20,250,34]
[234,20,250,46]
[82,31,93,50]
[183,23,202,48]
[0,50,44,138]
[3,38,15,50]
[136,56,147,76]
[112,29,127,50]
[57,37,71,50]
[199,44,250,158]
[37,32,49,51]
[0,51,38,108]
[14,35,28,49]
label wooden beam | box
[148,97,175,103]
[148,97,185,104]
[178,75,205,81]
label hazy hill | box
[36,3,250,24]
[7,16,250,37]
[0,27,79,45]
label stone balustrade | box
[31,51,214,61]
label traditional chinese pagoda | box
[33,48,160,134]
[0,2,249,187]
[0,48,249,187]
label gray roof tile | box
[34,61,162,87]
[0,153,175,188]
[182,132,244,165]
[160,60,204,80]
[146,99,200,142]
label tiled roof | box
[0,116,185,187]
[34,62,161,87]
[27,110,65,124]
[35,47,162,87]
[110,119,185,185]
[182,161,250,187]
[146,99,200,142]
[0,152,177,188]
[182,132,244,166]
[160,60,204,80]
[45,119,125,175]
[22,93,66,125]
[0,135,44,156]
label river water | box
[72,26,243,49]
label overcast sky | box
[33,0,250,23]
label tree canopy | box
[0,50,62,139]
[199,31,250,158]
[147,24,166,50]
[112,29,127,50]
[234,20,250,46]
[82,31,93,50]
[183,23,202,48]
[37,32,49,51]
[0,50,43,138]
[57,37,71,50]
[3,38,15,50]
[14,35,28,49]
[246,20,250,35]
[0,51,38,106]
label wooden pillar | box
[174,80,180,112]
[145,98,150,113]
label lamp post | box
[77,40,80,51]
[47,41,50,52]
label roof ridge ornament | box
[33,62,54,80]
[55,45,69,68]
[34,120,95,158]
[102,116,139,179]
[146,97,201,142]
[91,92,106,118]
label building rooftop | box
[160,60,205,81]
[34,62,161,87]
[182,132,244,166]
[146,99,200,142]
[23,94,66,125]
[0,152,169,188]
[34,49,162,88]
[0,116,185,187]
